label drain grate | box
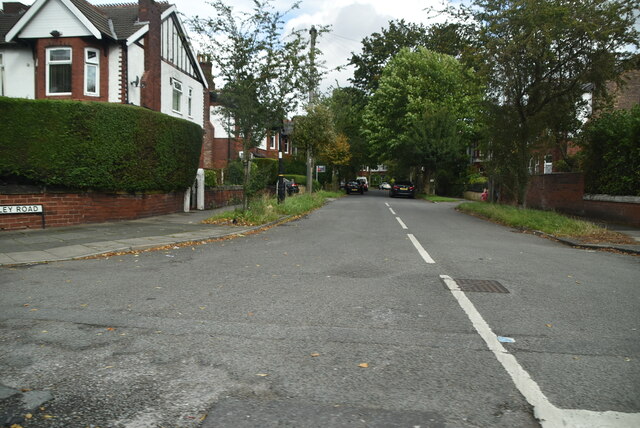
[451,279,509,293]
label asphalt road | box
[1,190,638,427]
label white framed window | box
[84,48,99,96]
[46,47,72,95]
[269,134,276,149]
[172,78,182,113]
[0,53,4,96]
[187,87,193,117]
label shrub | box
[581,105,640,196]
[204,169,218,187]
[0,97,202,192]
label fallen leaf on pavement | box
[106,327,116,331]
[256,373,268,377]
[310,353,320,357]
[545,324,553,328]
[358,363,369,368]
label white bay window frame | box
[46,47,72,96]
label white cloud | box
[15,0,446,92]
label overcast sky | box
[19,0,448,92]
[152,0,448,92]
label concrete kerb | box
[529,230,640,255]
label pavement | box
[1,205,639,267]
[0,205,268,267]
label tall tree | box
[189,0,310,210]
[324,87,372,177]
[459,0,640,204]
[349,20,476,95]
[363,47,481,193]
[291,103,336,190]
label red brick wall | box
[204,186,243,209]
[35,38,109,102]
[1,187,245,231]
[582,199,640,228]
[525,173,640,227]
[526,173,584,212]
[0,191,185,231]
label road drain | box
[449,279,510,293]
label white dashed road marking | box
[395,217,407,229]
[407,234,435,264]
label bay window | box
[46,47,72,95]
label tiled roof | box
[0,9,24,44]
[96,1,171,39]
[1,0,173,43]
[70,0,114,39]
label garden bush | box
[581,105,640,196]
[0,97,202,192]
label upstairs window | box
[84,48,99,96]
[47,47,72,95]
[187,87,193,117]
[172,78,182,113]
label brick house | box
[208,106,295,169]
[0,0,221,170]
[530,69,640,175]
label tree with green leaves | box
[453,0,640,205]
[292,103,336,192]
[324,87,373,178]
[363,47,481,194]
[581,105,640,196]
[349,20,476,95]
[189,0,311,210]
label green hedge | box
[0,97,203,192]
[581,105,640,196]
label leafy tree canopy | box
[349,20,476,95]
[189,0,313,207]
[454,0,640,203]
[363,47,482,179]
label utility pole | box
[306,25,317,194]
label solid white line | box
[395,217,407,229]
[384,202,390,207]
[389,207,396,215]
[407,234,435,264]
[439,275,640,428]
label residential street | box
[1,191,639,427]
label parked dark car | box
[389,181,416,198]
[345,180,364,194]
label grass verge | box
[457,202,634,244]
[421,194,460,202]
[203,191,342,226]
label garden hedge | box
[581,105,640,196]
[0,97,203,192]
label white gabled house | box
[1,0,208,125]
[1,0,218,208]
